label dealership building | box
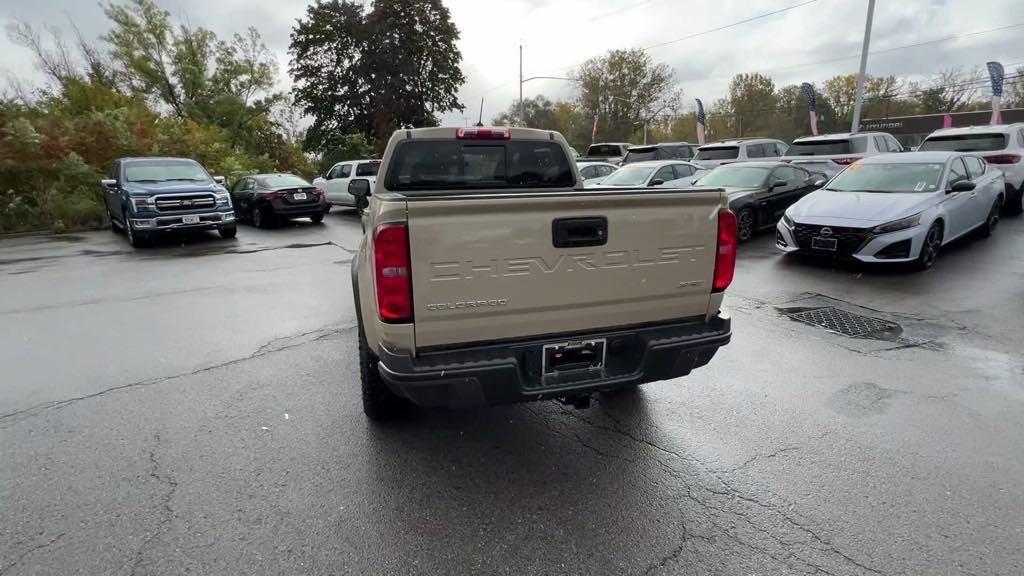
[859,108,1024,148]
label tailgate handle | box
[552,217,608,248]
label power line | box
[679,22,1024,85]
[485,0,825,95]
[641,0,820,52]
[533,0,823,79]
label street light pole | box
[850,0,876,133]
[516,43,524,126]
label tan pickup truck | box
[349,127,736,420]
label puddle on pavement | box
[829,381,905,417]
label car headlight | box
[131,196,156,211]
[872,213,921,234]
[215,192,232,207]
[782,212,795,228]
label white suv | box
[693,138,789,169]
[313,159,380,207]
[781,132,902,179]
[919,123,1024,214]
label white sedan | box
[776,151,1004,270]
[576,161,618,186]
[584,160,705,188]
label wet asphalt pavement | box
[2,209,1023,575]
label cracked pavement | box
[1,210,1023,575]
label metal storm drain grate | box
[786,306,901,338]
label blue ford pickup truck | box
[101,157,237,247]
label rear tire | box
[219,224,237,239]
[736,208,756,243]
[310,213,324,224]
[252,206,269,228]
[1008,186,1024,216]
[914,222,942,270]
[359,326,408,421]
[980,200,1000,238]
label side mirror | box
[649,179,665,186]
[813,179,827,188]
[772,180,788,189]
[949,180,976,193]
[100,179,117,189]
[349,178,372,210]
[213,176,225,185]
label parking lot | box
[2,209,1023,575]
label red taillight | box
[373,223,413,323]
[456,127,511,140]
[984,154,1021,164]
[315,187,326,197]
[712,210,737,293]
[831,157,860,165]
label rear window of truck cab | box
[386,140,574,191]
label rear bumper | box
[376,313,731,408]
[268,198,328,216]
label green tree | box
[1006,67,1024,109]
[492,95,557,128]
[289,0,466,153]
[571,49,680,143]
[102,0,284,149]
[723,73,777,137]
[317,134,375,174]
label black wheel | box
[980,200,1000,238]
[359,326,408,421]
[252,206,268,228]
[1008,187,1024,216]
[123,210,145,248]
[736,208,756,242]
[219,224,237,239]
[310,213,324,224]
[914,222,942,270]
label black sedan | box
[693,161,822,242]
[229,173,329,228]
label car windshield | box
[124,159,212,183]
[827,162,945,193]
[918,134,1007,152]
[356,162,380,176]
[694,146,739,160]
[695,166,769,187]
[258,174,309,188]
[599,165,655,186]
[787,139,864,156]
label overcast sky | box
[2,0,1020,125]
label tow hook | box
[558,394,592,410]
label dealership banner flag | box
[591,114,599,143]
[801,82,819,136]
[695,98,707,145]
[987,61,1005,125]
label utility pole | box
[516,44,524,127]
[850,0,876,133]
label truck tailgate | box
[406,189,724,348]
